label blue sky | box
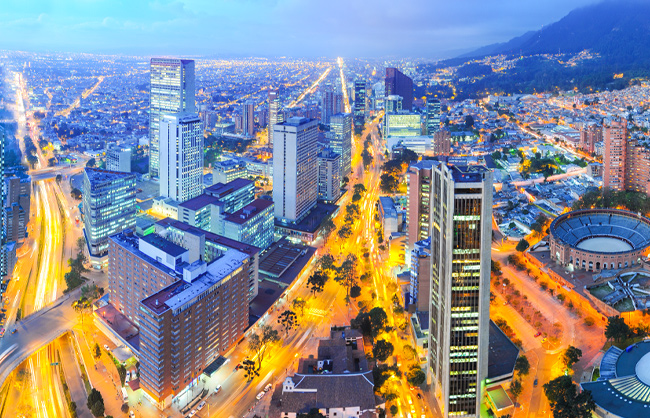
[0,0,602,58]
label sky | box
[0,0,605,59]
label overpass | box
[0,286,82,388]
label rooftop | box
[450,164,490,183]
[204,178,254,198]
[141,233,187,258]
[178,193,220,211]
[223,199,273,225]
[84,167,135,185]
[487,320,520,380]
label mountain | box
[462,0,650,65]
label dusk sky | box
[0,0,606,58]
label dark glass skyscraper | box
[353,79,366,132]
[427,163,492,418]
[426,99,441,135]
[385,67,414,111]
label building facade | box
[212,159,248,184]
[426,100,441,135]
[243,100,255,137]
[222,199,275,250]
[320,89,344,125]
[579,124,601,155]
[106,144,132,173]
[268,89,283,146]
[406,160,436,267]
[409,237,431,313]
[82,168,136,265]
[604,119,627,192]
[353,80,366,130]
[433,129,452,156]
[385,67,413,111]
[4,175,31,243]
[317,148,341,203]
[272,117,319,223]
[159,113,203,203]
[427,163,493,418]
[149,58,195,179]
[384,113,422,137]
[326,112,352,182]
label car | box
[197,401,206,411]
[125,371,131,382]
[534,332,542,338]
[264,383,272,392]
[188,410,196,417]
[214,385,222,394]
[235,363,242,371]
[542,337,547,343]
[256,391,265,400]
[103,344,110,351]
[11,328,16,334]
[129,411,135,418]
[416,393,422,399]
[534,378,538,387]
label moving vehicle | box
[534,332,542,338]
[129,411,135,418]
[214,385,222,394]
[197,401,206,411]
[121,387,128,402]
[103,344,110,351]
[256,391,265,400]
[264,383,272,392]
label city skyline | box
[0,0,605,58]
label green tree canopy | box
[543,375,596,418]
[372,340,394,362]
[605,316,631,342]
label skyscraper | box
[243,100,255,137]
[0,127,5,278]
[159,113,203,203]
[385,67,414,111]
[317,148,341,203]
[406,160,436,267]
[353,79,366,130]
[427,163,493,418]
[385,95,403,114]
[82,168,136,267]
[327,112,353,181]
[579,124,601,154]
[268,89,284,146]
[320,89,344,125]
[106,144,132,173]
[426,99,441,135]
[604,119,627,192]
[273,117,318,223]
[149,58,195,179]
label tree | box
[373,340,394,362]
[86,388,105,417]
[93,343,101,359]
[307,271,327,295]
[337,225,352,239]
[516,238,530,252]
[562,346,583,369]
[297,409,327,418]
[321,218,336,236]
[491,259,502,274]
[464,115,475,128]
[249,325,280,368]
[544,375,596,418]
[86,158,96,168]
[605,316,631,342]
[368,307,388,338]
[278,310,298,336]
[334,254,359,302]
[319,254,336,272]
[510,379,523,401]
[514,355,530,376]
[243,359,259,382]
[121,404,129,413]
[350,285,362,299]
[55,174,62,184]
[118,364,127,386]
[71,297,91,325]
[292,298,306,317]
[406,365,426,387]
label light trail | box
[288,66,331,108]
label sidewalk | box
[58,334,93,418]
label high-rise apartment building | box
[604,119,628,192]
[426,100,441,135]
[579,124,602,155]
[385,68,413,111]
[108,231,250,409]
[427,163,493,418]
[106,144,132,173]
[268,89,284,146]
[82,168,136,266]
[0,127,5,278]
[353,80,367,130]
[320,89,344,125]
[433,129,452,156]
[273,117,318,223]
[406,160,436,267]
[317,148,341,203]
[149,58,195,179]
[327,112,353,181]
[243,101,255,138]
[159,113,203,203]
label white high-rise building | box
[273,117,318,223]
[106,145,132,173]
[150,58,195,179]
[317,148,341,203]
[427,163,493,418]
[327,113,352,183]
[268,89,283,146]
[159,113,203,203]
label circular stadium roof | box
[550,209,650,254]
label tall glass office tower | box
[327,113,352,182]
[426,99,441,135]
[149,58,195,179]
[268,89,283,146]
[353,79,366,131]
[427,163,493,418]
